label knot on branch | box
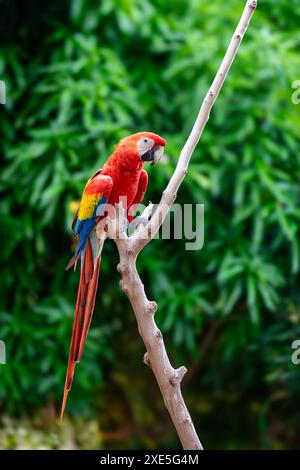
[155,329,162,339]
[250,0,257,9]
[183,416,192,425]
[169,366,187,386]
[117,263,129,276]
[143,352,151,367]
[146,301,157,316]
[119,279,129,295]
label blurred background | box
[1,0,300,450]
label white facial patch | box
[153,145,164,164]
[137,137,154,157]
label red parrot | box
[60,132,166,418]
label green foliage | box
[0,414,102,449]
[1,0,300,449]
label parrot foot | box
[128,216,149,233]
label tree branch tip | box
[249,0,257,9]
[146,201,154,210]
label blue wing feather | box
[74,219,84,237]
[74,195,107,258]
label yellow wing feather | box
[78,193,102,220]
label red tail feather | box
[60,239,100,420]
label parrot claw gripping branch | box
[61,1,257,450]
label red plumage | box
[60,132,166,419]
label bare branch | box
[132,0,257,252]
[107,0,257,450]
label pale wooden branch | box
[107,0,257,450]
[132,0,257,253]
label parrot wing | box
[61,172,113,419]
[66,172,113,270]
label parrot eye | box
[137,136,154,157]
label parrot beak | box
[141,144,165,166]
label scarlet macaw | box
[61,132,166,418]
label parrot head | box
[136,132,166,166]
[115,132,166,167]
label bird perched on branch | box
[60,132,166,418]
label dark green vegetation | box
[1,0,300,449]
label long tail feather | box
[77,262,100,362]
[66,255,77,271]
[60,238,101,420]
